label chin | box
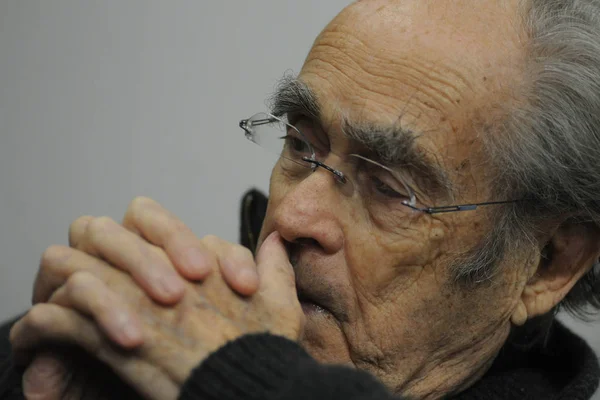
[297,310,353,366]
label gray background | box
[0,1,598,398]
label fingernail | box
[159,274,184,297]
[29,356,62,377]
[238,267,259,286]
[221,257,237,277]
[116,312,141,343]
[23,356,65,394]
[222,257,258,292]
[122,322,142,343]
[182,247,210,276]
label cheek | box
[341,268,514,382]
[345,215,449,293]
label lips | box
[287,240,349,322]
[294,267,347,321]
[296,286,331,315]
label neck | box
[398,325,510,400]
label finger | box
[10,304,104,358]
[48,272,143,348]
[69,213,185,305]
[33,246,126,305]
[10,305,178,400]
[122,197,212,280]
[255,231,295,289]
[209,235,259,296]
[76,216,185,305]
[124,198,260,295]
[68,216,94,248]
[255,231,298,301]
[254,231,303,337]
[22,353,70,400]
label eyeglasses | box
[239,112,520,214]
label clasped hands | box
[9,197,304,400]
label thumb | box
[255,232,303,339]
[22,353,69,400]
[255,231,299,307]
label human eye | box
[282,132,312,154]
[357,159,413,202]
[287,114,329,152]
[371,175,406,198]
[370,173,412,201]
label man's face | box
[258,0,529,398]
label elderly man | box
[1,0,600,399]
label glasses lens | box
[350,154,417,209]
[245,112,315,170]
[241,113,419,214]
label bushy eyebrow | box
[269,75,321,119]
[269,74,454,201]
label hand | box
[21,197,261,400]
[33,197,260,307]
[11,231,303,400]
[21,349,143,400]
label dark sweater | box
[0,317,598,399]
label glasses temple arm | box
[404,199,525,214]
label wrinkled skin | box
[11,206,302,400]
[13,1,600,400]
[257,0,533,398]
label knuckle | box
[124,196,151,226]
[231,245,254,263]
[25,305,53,330]
[129,196,156,216]
[89,216,115,230]
[86,216,116,241]
[164,219,192,248]
[40,245,71,268]
[68,216,94,243]
[276,262,294,279]
[277,270,296,290]
[124,199,139,224]
[201,234,222,247]
[71,214,94,226]
[170,218,190,236]
[65,272,92,294]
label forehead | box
[298,0,526,148]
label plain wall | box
[0,1,598,398]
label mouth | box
[296,287,331,316]
[286,238,344,320]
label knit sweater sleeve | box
[178,333,405,400]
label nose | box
[270,166,346,255]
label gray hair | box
[460,0,600,319]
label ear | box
[511,220,600,326]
